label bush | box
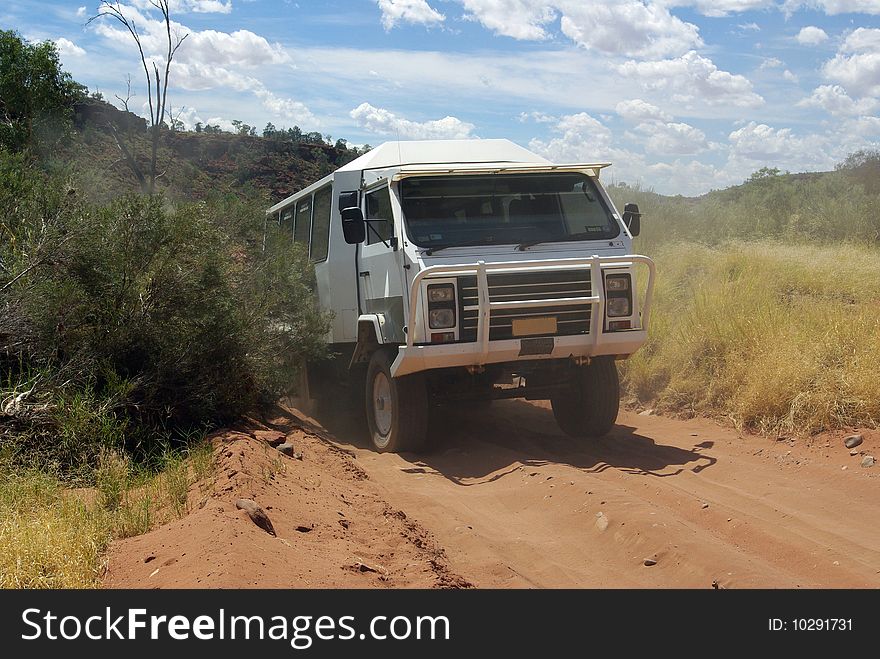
[1,151,329,476]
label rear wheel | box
[551,357,619,438]
[365,349,428,452]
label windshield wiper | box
[517,232,596,251]
[423,238,500,256]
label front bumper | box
[391,254,655,377]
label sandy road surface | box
[325,401,880,588]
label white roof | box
[336,139,550,171]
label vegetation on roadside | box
[0,28,337,588]
[0,442,216,588]
[610,155,880,435]
[1,152,329,477]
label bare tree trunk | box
[88,0,186,196]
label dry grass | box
[0,439,217,588]
[623,240,880,435]
[0,469,110,588]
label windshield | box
[399,172,620,249]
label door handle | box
[359,271,370,277]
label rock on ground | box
[844,434,864,449]
[235,498,276,536]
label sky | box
[4,1,880,195]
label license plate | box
[519,337,555,356]
[512,316,557,337]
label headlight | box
[428,284,455,302]
[606,274,630,291]
[606,297,631,317]
[429,308,456,329]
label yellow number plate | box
[511,316,557,337]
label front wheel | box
[365,349,428,453]
[551,357,620,438]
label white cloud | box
[527,112,720,194]
[204,116,237,132]
[254,89,317,125]
[55,37,86,57]
[759,56,783,69]
[179,29,290,68]
[92,6,287,68]
[784,1,880,15]
[458,0,558,40]
[783,69,799,82]
[528,112,614,162]
[842,114,880,136]
[727,121,832,170]
[518,111,557,123]
[91,7,318,128]
[377,0,445,30]
[618,51,764,108]
[557,1,702,58]
[823,28,880,95]
[738,22,761,31]
[797,84,878,115]
[659,1,776,17]
[350,102,475,139]
[615,98,673,123]
[841,26,880,52]
[632,121,709,155]
[76,6,86,18]
[457,0,701,57]
[127,0,233,14]
[796,26,829,45]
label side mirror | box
[341,206,365,244]
[622,203,641,237]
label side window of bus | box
[294,196,312,245]
[280,208,294,239]
[365,185,394,245]
[310,186,332,262]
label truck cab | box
[268,139,654,452]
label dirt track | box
[106,401,880,589]
[333,401,880,588]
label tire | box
[365,349,428,453]
[551,357,620,438]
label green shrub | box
[1,151,328,478]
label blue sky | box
[4,0,880,195]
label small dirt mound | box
[102,410,470,588]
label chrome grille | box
[457,269,592,342]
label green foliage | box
[609,165,880,251]
[1,151,329,477]
[0,30,85,153]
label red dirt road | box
[336,401,880,588]
[105,401,880,589]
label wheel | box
[365,349,428,452]
[551,357,619,437]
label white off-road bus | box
[268,139,654,452]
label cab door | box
[358,181,406,344]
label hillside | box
[62,96,363,204]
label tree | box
[88,1,187,195]
[836,149,880,194]
[0,30,86,153]
[263,122,276,138]
[747,167,782,182]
